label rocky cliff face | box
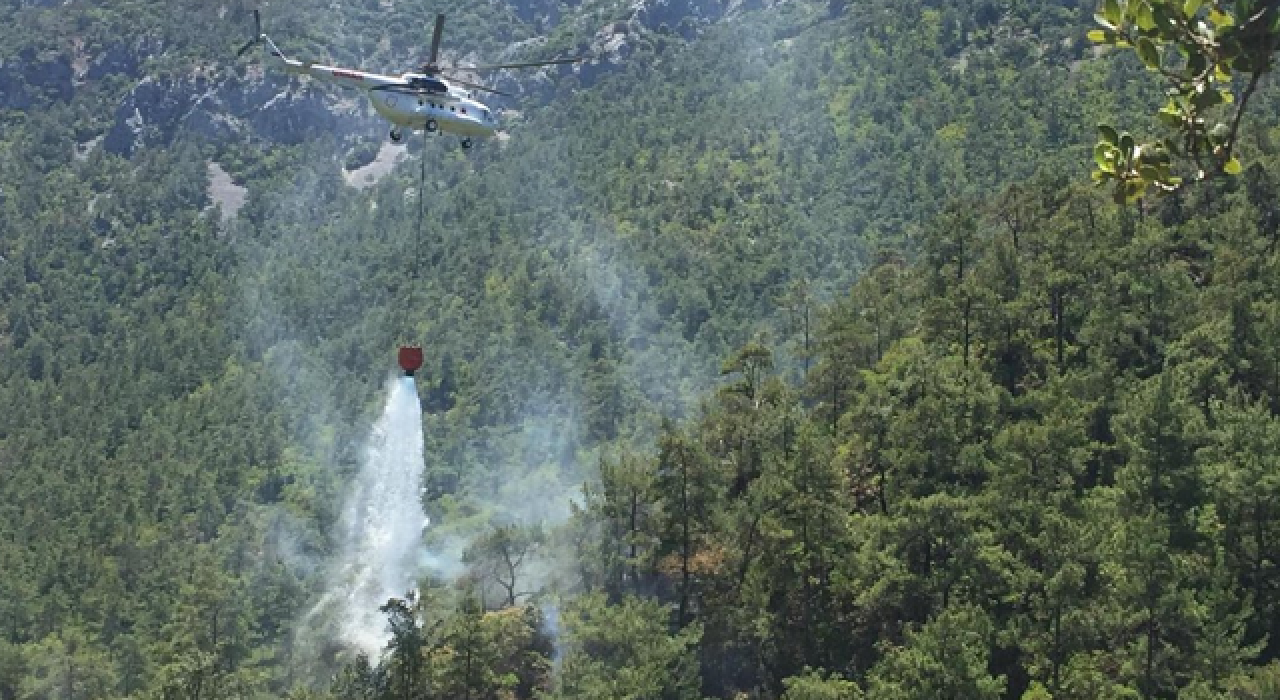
[102,71,370,157]
[630,0,733,33]
[7,0,774,159]
[566,0,775,86]
[0,36,355,158]
[84,41,142,82]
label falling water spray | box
[315,376,428,657]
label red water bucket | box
[398,345,424,376]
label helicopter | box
[236,10,581,149]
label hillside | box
[3,0,1280,698]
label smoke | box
[231,148,437,665]
[227,4,852,681]
[417,391,587,591]
[570,227,707,415]
[541,600,566,671]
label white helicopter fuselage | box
[369,81,497,138]
[265,42,498,140]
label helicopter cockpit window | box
[408,76,448,94]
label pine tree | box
[654,425,724,628]
[866,605,1006,700]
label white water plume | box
[320,376,429,657]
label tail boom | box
[260,38,392,88]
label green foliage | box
[560,162,1280,698]
[1089,0,1280,200]
[867,605,1006,700]
[780,669,863,700]
[326,595,553,700]
[463,524,548,608]
[3,0,1280,698]
[547,593,703,700]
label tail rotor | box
[235,9,263,57]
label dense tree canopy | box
[2,0,1280,698]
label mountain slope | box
[4,0,1279,697]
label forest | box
[2,0,1280,698]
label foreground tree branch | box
[1089,0,1278,203]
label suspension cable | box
[412,132,427,281]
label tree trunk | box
[628,488,640,588]
[679,452,691,628]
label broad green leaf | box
[1207,8,1234,28]
[1098,124,1120,146]
[1183,0,1204,17]
[1223,157,1242,175]
[1134,1,1156,30]
[1103,0,1123,26]
[1136,37,1160,69]
[1094,143,1116,171]
[1120,133,1135,158]
[1086,28,1111,42]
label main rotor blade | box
[460,56,583,71]
[438,73,514,97]
[236,39,258,57]
[428,14,445,67]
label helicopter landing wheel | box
[424,119,439,133]
[460,138,473,150]
[389,127,404,144]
